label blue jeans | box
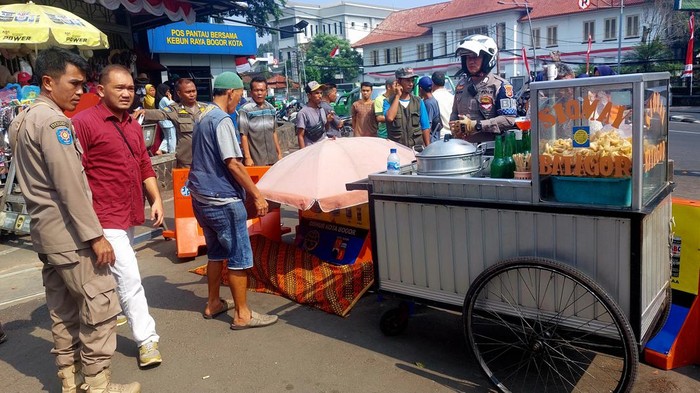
[191,198,253,270]
[157,124,176,153]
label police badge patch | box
[479,96,493,111]
[56,127,73,145]
[504,85,514,98]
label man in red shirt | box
[73,64,164,369]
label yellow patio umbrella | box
[0,1,109,50]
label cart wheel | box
[380,303,410,336]
[463,258,638,393]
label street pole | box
[498,0,536,78]
[617,0,624,73]
[284,61,289,101]
[525,3,536,74]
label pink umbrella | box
[257,137,415,212]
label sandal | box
[202,298,234,319]
[230,311,278,330]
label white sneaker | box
[138,341,162,368]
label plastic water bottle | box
[387,148,401,174]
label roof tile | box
[354,0,647,47]
[352,2,449,47]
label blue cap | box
[390,148,397,153]
[418,76,433,92]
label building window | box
[583,21,594,42]
[532,28,541,48]
[393,47,402,63]
[546,26,557,47]
[385,48,391,64]
[280,25,295,40]
[626,15,639,38]
[351,22,355,28]
[339,21,343,35]
[334,23,337,35]
[441,32,448,55]
[364,22,368,30]
[371,50,378,66]
[457,26,489,40]
[496,23,506,50]
[427,43,433,59]
[417,44,425,60]
[322,24,326,34]
[604,18,617,40]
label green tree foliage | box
[622,38,681,74]
[257,41,275,57]
[219,0,285,37]
[304,34,363,83]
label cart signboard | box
[532,73,669,209]
[671,199,700,295]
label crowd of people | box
[294,34,518,150]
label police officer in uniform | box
[450,34,517,143]
[9,47,140,393]
[138,78,207,168]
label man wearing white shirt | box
[431,71,454,138]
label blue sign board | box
[147,22,256,55]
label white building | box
[354,0,659,83]
[272,1,394,66]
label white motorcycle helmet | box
[456,34,498,76]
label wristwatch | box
[475,120,483,132]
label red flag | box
[682,13,695,78]
[522,47,530,79]
[330,46,340,58]
[586,34,592,75]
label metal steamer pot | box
[415,135,487,176]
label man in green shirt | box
[374,78,395,139]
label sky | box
[293,0,446,8]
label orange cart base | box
[167,167,284,259]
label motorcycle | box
[338,115,353,137]
[276,99,302,123]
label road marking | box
[0,266,41,278]
[0,292,44,309]
[670,130,700,135]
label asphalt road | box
[670,121,700,175]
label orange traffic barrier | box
[165,166,284,258]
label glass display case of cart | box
[530,73,669,210]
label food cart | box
[358,73,672,392]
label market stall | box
[355,73,672,392]
[0,2,111,235]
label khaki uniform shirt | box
[144,101,207,168]
[8,95,103,254]
[451,73,517,143]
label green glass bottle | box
[503,131,516,178]
[522,130,531,155]
[490,134,508,178]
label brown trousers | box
[40,248,121,376]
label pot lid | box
[416,135,478,158]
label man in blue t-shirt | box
[383,67,430,148]
[417,76,442,144]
